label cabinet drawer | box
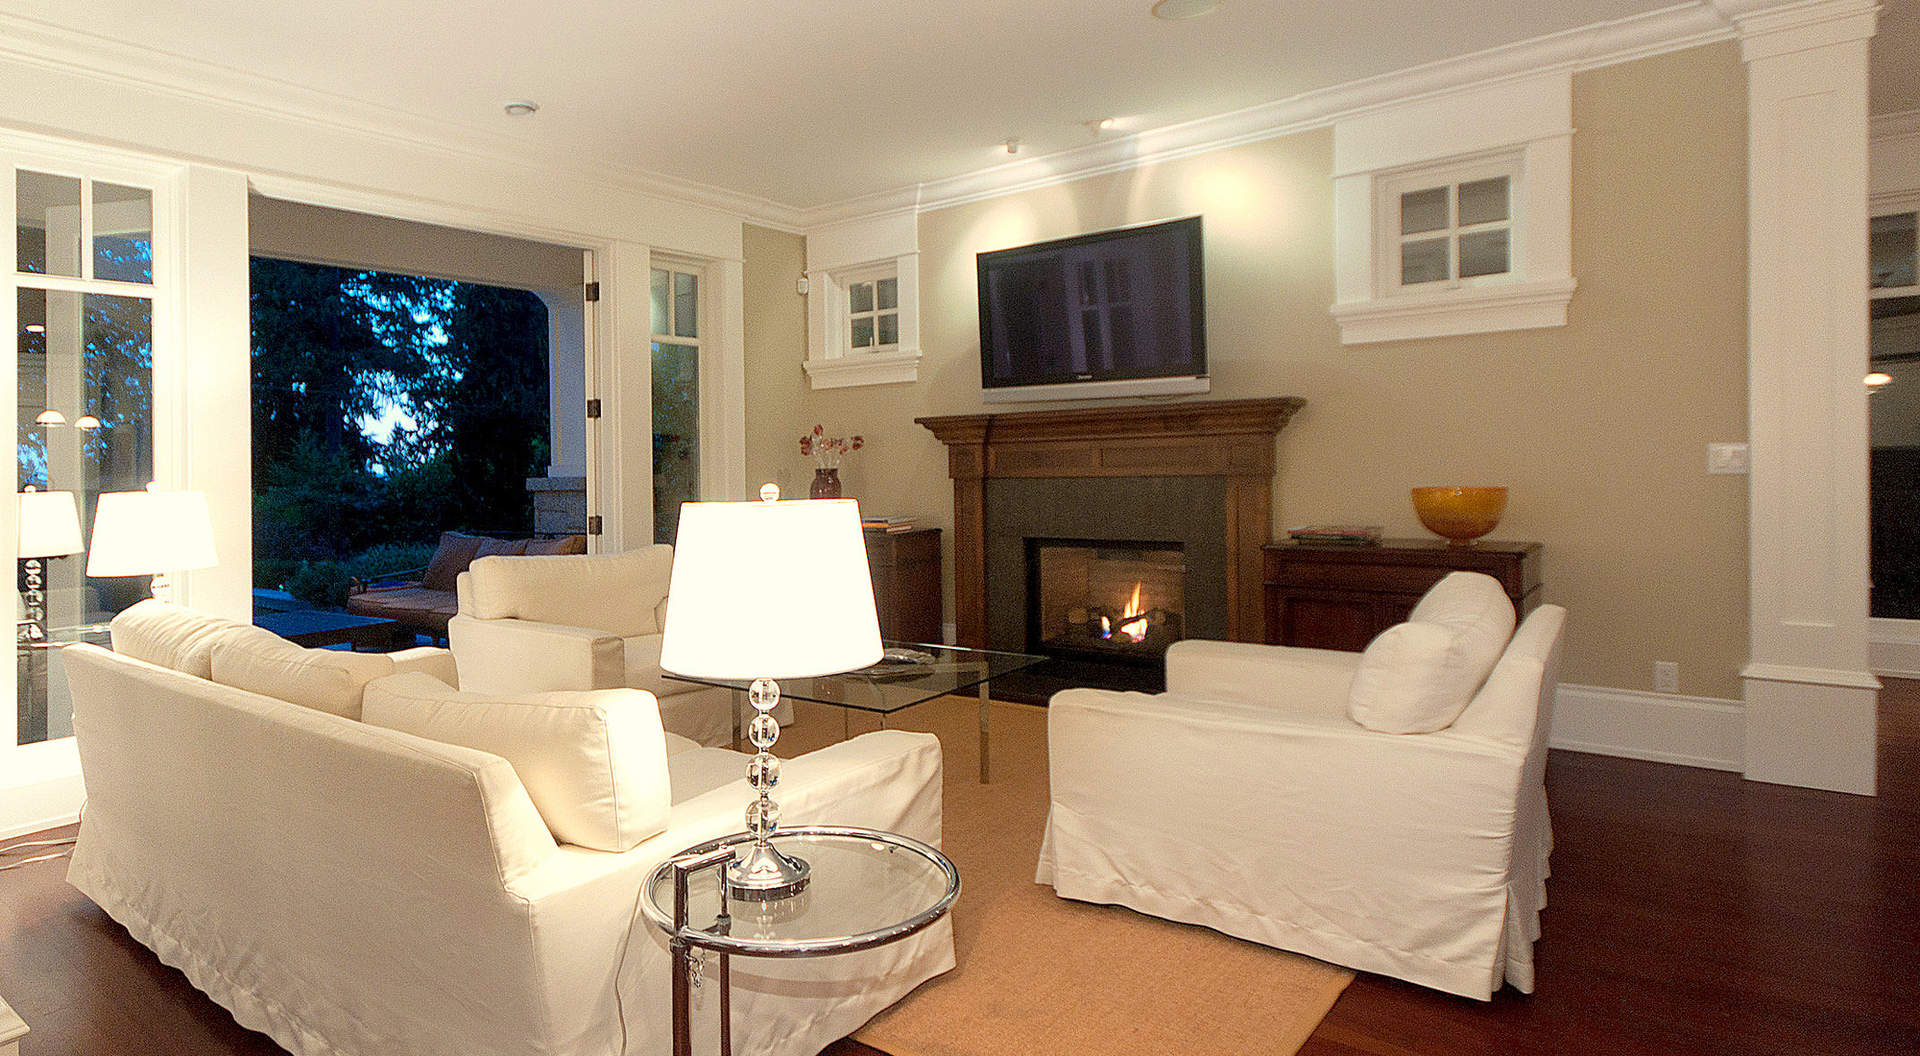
[1267,560,1454,595]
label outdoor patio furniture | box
[347,531,585,642]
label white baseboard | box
[0,774,84,842]
[1869,617,1920,678]
[1549,683,1744,772]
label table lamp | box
[16,487,83,643]
[86,486,217,603]
[660,484,882,901]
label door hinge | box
[586,515,603,536]
[585,398,602,419]
[584,281,601,302]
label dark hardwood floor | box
[5,684,1917,1056]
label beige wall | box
[743,224,814,496]
[744,43,1751,699]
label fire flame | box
[1116,581,1149,644]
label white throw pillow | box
[210,626,396,720]
[109,599,255,680]
[465,546,674,638]
[362,672,671,852]
[1348,572,1516,734]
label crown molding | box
[0,3,1807,237]
[1718,0,1879,62]
[0,12,810,232]
[791,1,1750,230]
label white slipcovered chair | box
[1037,571,1566,1000]
[448,546,781,746]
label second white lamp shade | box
[16,490,83,559]
[86,489,218,577]
[660,497,882,680]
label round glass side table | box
[642,825,960,1056]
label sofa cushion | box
[523,534,588,556]
[421,532,485,593]
[1348,572,1516,734]
[466,546,675,638]
[362,672,671,851]
[473,537,529,560]
[108,599,255,679]
[210,626,397,721]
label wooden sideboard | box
[1262,538,1542,651]
[865,527,943,644]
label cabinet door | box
[1271,589,1380,651]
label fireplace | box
[1028,539,1185,664]
[919,398,1305,702]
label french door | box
[6,142,175,787]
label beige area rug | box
[777,693,1352,1056]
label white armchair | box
[1037,574,1565,1000]
[448,546,781,746]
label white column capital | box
[1722,0,1879,63]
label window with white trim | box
[803,250,921,390]
[1379,159,1519,293]
[842,265,900,353]
[1328,69,1574,345]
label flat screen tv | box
[977,216,1207,402]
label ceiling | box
[5,0,1916,218]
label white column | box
[536,286,588,478]
[1736,0,1880,794]
[173,166,253,621]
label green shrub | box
[253,558,299,593]
[349,542,436,581]
[284,560,351,608]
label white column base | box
[1741,669,1878,795]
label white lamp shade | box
[86,489,218,577]
[660,497,882,679]
[17,490,83,559]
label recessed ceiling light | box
[1151,0,1221,21]
[1084,118,1116,133]
[34,410,65,426]
[1867,371,1893,389]
[1005,138,1021,155]
[23,323,45,333]
[502,100,540,117]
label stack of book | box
[862,514,917,534]
[1287,524,1383,545]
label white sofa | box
[66,601,952,1056]
[1037,574,1566,1000]
[448,546,772,747]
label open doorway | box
[247,196,591,640]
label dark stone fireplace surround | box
[985,475,1229,654]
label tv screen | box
[977,216,1205,393]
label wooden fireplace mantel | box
[917,397,1305,648]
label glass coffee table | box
[642,826,960,1056]
[664,641,1044,782]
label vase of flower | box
[799,425,863,499]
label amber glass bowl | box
[1411,486,1508,546]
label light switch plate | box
[1654,661,1680,694]
[1707,442,1749,475]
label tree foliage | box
[250,257,551,596]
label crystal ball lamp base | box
[726,677,810,901]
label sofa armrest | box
[388,646,458,687]
[1164,639,1362,710]
[448,613,624,695]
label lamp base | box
[724,843,811,902]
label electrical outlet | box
[1653,661,1680,694]
[1707,442,1749,475]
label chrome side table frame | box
[644,826,961,1056]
